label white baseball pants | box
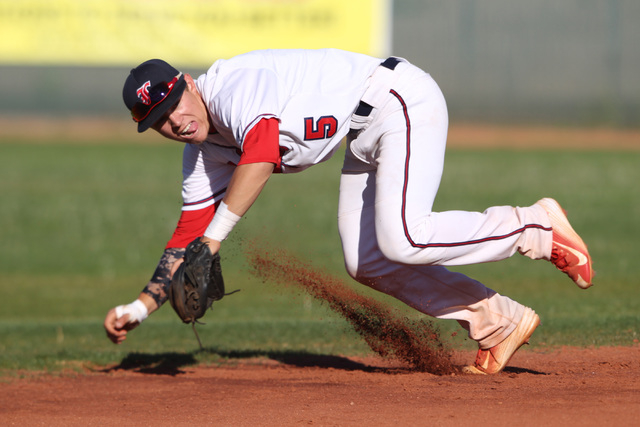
[338,61,553,348]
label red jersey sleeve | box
[238,117,281,166]
[165,203,216,249]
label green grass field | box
[0,140,638,374]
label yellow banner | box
[0,0,391,67]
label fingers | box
[103,308,130,344]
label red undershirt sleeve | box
[238,117,281,166]
[165,203,217,249]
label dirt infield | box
[1,346,639,426]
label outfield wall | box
[392,0,639,126]
[0,1,637,127]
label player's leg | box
[338,150,526,349]
[363,64,554,267]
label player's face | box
[152,74,211,144]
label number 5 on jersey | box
[304,116,338,140]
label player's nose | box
[166,111,181,132]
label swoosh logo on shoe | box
[555,242,589,266]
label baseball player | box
[103,49,594,374]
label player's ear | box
[184,74,197,92]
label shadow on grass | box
[101,348,397,376]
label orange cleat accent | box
[536,198,594,289]
[463,307,540,375]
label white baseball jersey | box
[178,49,380,212]
[197,49,381,172]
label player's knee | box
[375,229,410,262]
[377,237,442,265]
[377,241,408,264]
[375,223,423,264]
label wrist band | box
[115,299,149,324]
[204,201,241,242]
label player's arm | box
[105,118,279,343]
[104,199,220,344]
[201,117,280,254]
[201,162,275,254]
[104,247,185,344]
[140,247,186,310]
[104,188,219,344]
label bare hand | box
[103,308,140,344]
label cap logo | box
[136,81,152,105]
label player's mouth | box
[179,121,197,138]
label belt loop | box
[380,57,400,70]
[353,57,400,119]
[349,57,402,135]
[354,101,373,117]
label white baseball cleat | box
[536,198,594,289]
[463,307,540,375]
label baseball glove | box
[168,238,227,324]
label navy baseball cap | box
[123,59,187,132]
